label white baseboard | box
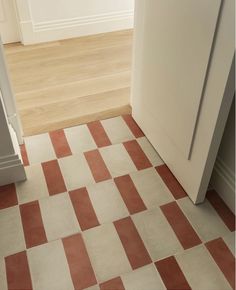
[210,156,235,213]
[19,10,134,45]
[0,125,26,186]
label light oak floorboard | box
[4,30,133,136]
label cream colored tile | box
[176,245,231,290]
[223,231,235,256]
[84,285,99,290]
[83,223,131,282]
[59,154,95,190]
[39,192,80,241]
[87,180,129,224]
[0,206,25,257]
[130,168,173,209]
[24,133,56,164]
[101,116,134,144]
[178,197,229,242]
[16,164,49,204]
[0,258,7,290]
[132,208,182,261]
[27,240,74,290]
[137,137,164,167]
[65,124,96,154]
[100,144,136,177]
[122,264,165,290]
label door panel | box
[132,0,234,203]
[0,0,20,44]
[136,0,221,159]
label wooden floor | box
[4,30,133,136]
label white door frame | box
[0,36,23,144]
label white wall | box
[15,0,134,44]
[211,97,235,213]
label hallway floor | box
[0,115,235,290]
[4,30,132,136]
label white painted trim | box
[18,10,134,44]
[213,157,235,192]
[210,156,235,213]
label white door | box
[0,0,20,43]
[131,0,234,203]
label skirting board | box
[19,10,134,44]
[210,157,235,213]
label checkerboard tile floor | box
[0,115,235,290]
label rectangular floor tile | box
[178,197,229,242]
[130,168,173,209]
[123,140,152,170]
[84,150,111,183]
[0,206,25,257]
[0,258,7,290]
[155,256,191,290]
[63,233,97,290]
[100,144,136,177]
[121,264,165,290]
[5,251,32,290]
[65,124,97,155]
[206,190,235,231]
[114,217,151,270]
[132,208,182,261]
[206,238,235,289]
[100,277,125,290]
[27,240,74,290]
[20,143,30,166]
[20,201,47,248]
[156,165,187,199]
[101,116,134,144]
[83,223,131,282]
[39,192,80,241]
[16,164,49,204]
[87,120,111,148]
[24,133,56,164]
[87,180,129,224]
[49,129,72,158]
[69,188,99,231]
[114,175,146,215]
[223,231,235,256]
[59,154,95,190]
[137,137,164,167]
[122,115,144,138]
[161,201,201,249]
[0,183,18,210]
[176,245,231,290]
[42,160,67,195]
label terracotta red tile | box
[114,216,151,269]
[156,165,187,199]
[100,277,125,290]
[20,200,47,248]
[114,175,146,214]
[49,129,72,158]
[206,237,235,289]
[123,140,152,170]
[5,251,33,290]
[161,201,201,249]
[69,188,99,230]
[87,120,111,147]
[84,149,111,182]
[155,256,191,290]
[122,115,144,138]
[63,233,97,290]
[206,190,235,231]
[42,159,67,195]
[20,144,29,166]
[0,183,18,210]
